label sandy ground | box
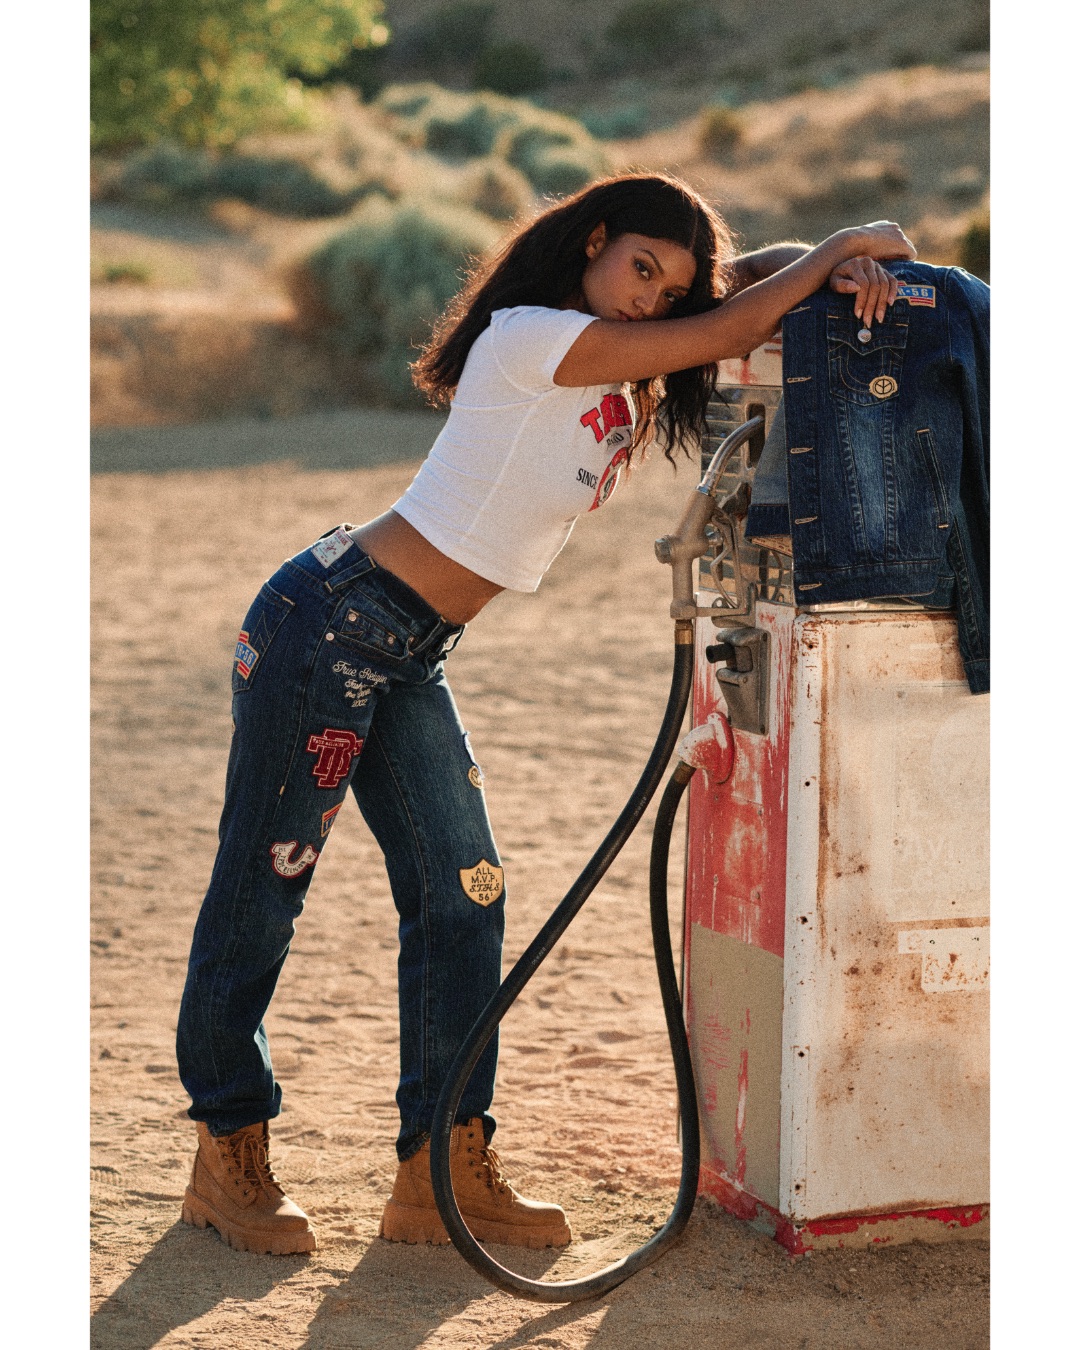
[90,424,988,1348]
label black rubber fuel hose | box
[430,635,700,1303]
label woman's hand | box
[849,220,917,263]
[829,256,901,325]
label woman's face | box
[578,225,698,322]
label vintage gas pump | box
[680,336,989,1252]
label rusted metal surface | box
[685,603,793,956]
[696,1165,989,1253]
[686,925,783,1206]
[676,711,734,782]
[685,604,989,1246]
[781,612,989,1222]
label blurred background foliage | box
[90,0,389,149]
[90,0,989,425]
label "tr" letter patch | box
[306,728,364,788]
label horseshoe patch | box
[870,375,898,400]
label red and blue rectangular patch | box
[321,803,343,838]
[897,283,936,307]
[235,630,259,679]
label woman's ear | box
[584,223,608,259]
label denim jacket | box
[744,261,989,694]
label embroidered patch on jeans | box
[311,527,354,568]
[459,860,504,907]
[897,283,936,307]
[234,630,259,679]
[270,841,319,878]
[869,375,899,399]
[306,728,364,788]
[321,803,342,838]
[463,731,484,788]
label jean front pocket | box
[231,581,296,694]
[827,313,910,406]
[329,590,414,663]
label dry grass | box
[91,65,988,428]
[608,65,989,260]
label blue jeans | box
[176,528,504,1160]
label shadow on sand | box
[297,1239,566,1349]
[90,1220,312,1348]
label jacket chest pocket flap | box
[826,313,910,405]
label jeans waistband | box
[284,525,465,657]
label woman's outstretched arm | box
[554,221,915,388]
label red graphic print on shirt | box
[589,445,630,511]
[580,392,632,443]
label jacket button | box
[858,327,872,344]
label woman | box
[176,174,913,1256]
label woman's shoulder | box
[489,304,589,329]
[480,306,597,391]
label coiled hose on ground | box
[429,629,700,1303]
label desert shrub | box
[410,3,496,66]
[789,163,909,217]
[580,104,650,140]
[117,144,214,206]
[605,1,693,63]
[698,104,743,160]
[115,143,364,217]
[473,42,549,96]
[210,156,360,216]
[378,85,438,120]
[377,84,606,195]
[457,157,534,220]
[376,85,515,159]
[290,197,501,403]
[959,212,990,280]
[500,110,607,196]
[954,7,991,53]
[424,98,512,159]
[96,261,153,285]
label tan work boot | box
[181,1121,317,1254]
[379,1119,571,1249]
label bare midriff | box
[347,512,504,626]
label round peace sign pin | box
[870,375,898,399]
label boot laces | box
[473,1143,510,1194]
[221,1128,281,1198]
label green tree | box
[91,0,389,150]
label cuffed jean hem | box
[397,1110,497,1162]
[187,1100,283,1138]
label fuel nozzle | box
[654,415,763,621]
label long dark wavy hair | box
[412,173,735,462]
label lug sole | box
[379,1198,571,1249]
[181,1188,317,1255]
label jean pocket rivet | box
[387,634,395,645]
[325,632,335,642]
[347,610,358,622]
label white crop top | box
[392,305,635,591]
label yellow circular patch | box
[468,765,484,789]
[870,375,898,399]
